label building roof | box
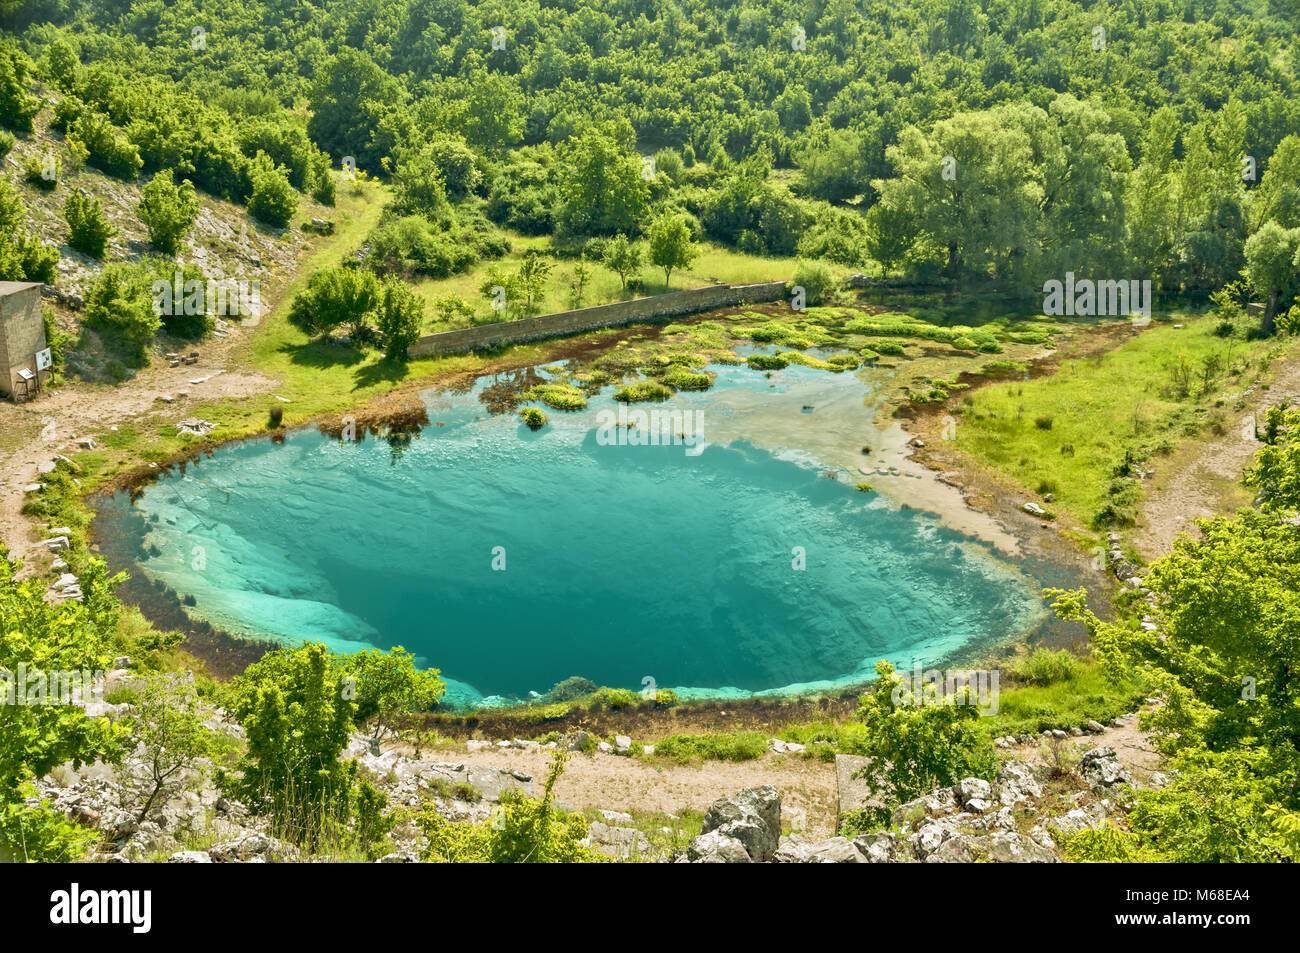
[0,281,42,297]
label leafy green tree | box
[1245,406,1300,512]
[0,179,58,282]
[287,265,381,340]
[0,43,40,133]
[375,279,425,361]
[247,151,298,228]
[1244,221,1300,333]
[601,233,641,289]
[852,659,995,826]
[647,212,697,287]
[342,647,444,744]
[124,679,223,824]
[64,191,115,259]
[83,263,160,363]
[557,129,648,236]
[390,145,452,221]
[0,549,125,861]
[307,48,402,173]
[137,173,198,255]
[222,642,373,850]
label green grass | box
[954,316,1286,527]
[410,239,800,332]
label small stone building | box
[0,281,46,400]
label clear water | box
[95,360,1047,706]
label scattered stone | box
[1022,502,1047,517]
[768,738,807,754]
[1077,746,1132,792]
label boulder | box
[1077,746,1132,791]
[996,761,1043,806]
[851,831,899,863]
[700,786,781,862]
[985,831,1059,863]
[773,835,865,863]
[684,829,751,863]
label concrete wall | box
[408,280,787,358]
[0,282,46,399]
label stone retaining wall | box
[408,280,787,358]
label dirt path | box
[0,321,277,562]
[1134,354,1300,560]
[424,745,841,836]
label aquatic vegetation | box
[746,353,790,370]
[613,381,673,402]
[661,368,714,391]
[520,407,548,430]
[525,383,588,411]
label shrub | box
[0,46,40,133]
[269,405,284,428]
[287,266,381,340]
[652,731,768,764]
[64,192,116,258]
[138,174,199,254]
[591,687,637,710]
[871,340,906,356]
[520,407,547,431]
[1034,415,1054,430]
[0,130,12,157]
[790,260,837,306]
[1010,647,1085,686]
[247,151,298,227]
[83,263,160,363]
[23,153,58,190]
[375,278,425,361]
[73,112,142,180]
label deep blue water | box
[95,362,1046,706]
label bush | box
[591,687,637,710]
[375,278,425,361]
[652,731,768,764]
[0,46,40,133]
[247,151,298,227]
[23,153,58,190]
[138,174,199,254]
[287,266,381,340]
[64,192,116,259]
[1034,415,1054,430]
[520,407,547,431]
[83,263,160,363]
[73,112,142,180]
[0,130,12,157]
[790,260,838,306]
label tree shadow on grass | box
[279,338,366,371]
[352,356,410,390]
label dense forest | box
[1,0,1298,316]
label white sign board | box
[35,348,52,371]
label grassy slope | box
[410,238,800,333]
[953,315,1288,527]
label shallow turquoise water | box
[95,362,1047,706]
